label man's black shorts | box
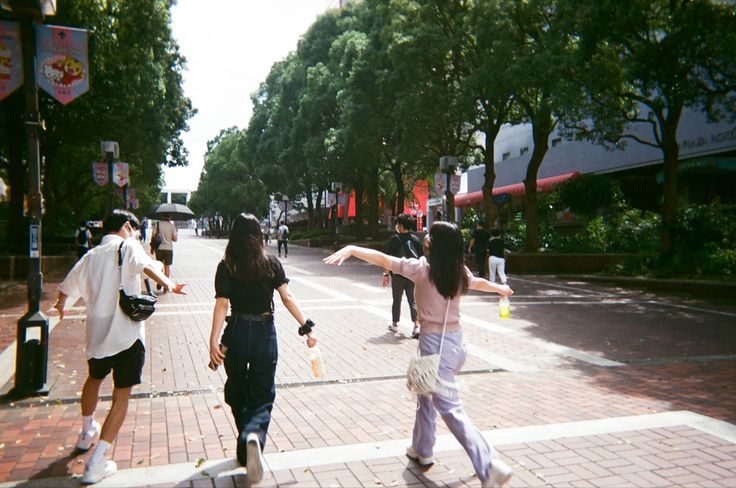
[155,249,173,266]
[88,339,145,388]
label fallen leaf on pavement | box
[195,458,206,468]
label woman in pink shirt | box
[324,221,514,487]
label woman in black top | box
[208,213,316,483]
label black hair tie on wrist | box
[298,319,315,336]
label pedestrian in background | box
[53,210,186,484]
[384,213,422,338]
[75,221,93,259]
[488,228,508,285]
[276,220,289,258]
[324,221,515,488]
[208,213,316,484]
[154,215,178,290]
[468,221,490,278]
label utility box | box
[13,310,49,396]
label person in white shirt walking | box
[276,221,289,258]
[52,210,186,484]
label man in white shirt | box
[53,210,186,484]
[277,220,289,258]
[153,215,178,287]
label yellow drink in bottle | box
[499,296,510,320]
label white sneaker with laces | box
[405,446,434,466]
[246,432,264,483]
[76,421,101,452]
[388,323,398,333]
[81,459,117,485]
[483,458,513,488]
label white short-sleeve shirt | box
[60,234,155,359]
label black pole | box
[106,149,114,213]
[12,16,50,398]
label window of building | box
[502,152,511,161]
[520,146,529,156]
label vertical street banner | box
[450,174,461,195]
[0,21,23,101]
[36,25,89,105]
[435,173,446,194]
[126,188,137,209]
[112,162,129,187]
[92,162,108,186]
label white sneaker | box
[405,446,434,466]
[76,421,101,452]
[81,459,117,485]
[388,323,398,333]
[483,458,513,488]
[246,432,264,483]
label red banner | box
[92,162,107,186]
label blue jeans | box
[221,313,278,450]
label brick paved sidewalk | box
[0,233,734,487]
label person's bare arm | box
[277,283,317,347]
[143,266,186,294]
[323,245,393,269]
[52,291,69,319]
[209,297,229,368]
[468,276,513,296]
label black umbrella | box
[147,203,195,221]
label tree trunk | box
[659,108,682,256]
[305,186,315,230]
[391,162,404,217]
[482,120,502,229]
[368,166,379,238]
[523,113,553,252]
[354,178,365,240]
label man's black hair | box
[396,213,414,230]
[103,209,140,234]
[491,228,502,237]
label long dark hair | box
[224,213,273,282]
[427,221,469,299]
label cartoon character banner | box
[0,21,23,101]
[92,162,108,186]
[112,162,129,187]
[36,25,89,105]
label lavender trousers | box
[411,329,494,484]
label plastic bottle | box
[307,345,325,378]
[499,296,510,320]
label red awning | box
[454,172,580,207]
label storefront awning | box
[454,172,580,207]
[655,157,736,183]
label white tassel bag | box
[406,299,452,396]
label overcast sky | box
[164,0,341,191]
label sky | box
[164,0,342,192]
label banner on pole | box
[434,173,446,194]
[112,162,129,187]
[36,25,89,105]
[126,188,137,209]
[0,21,23,101]
[450,174,461,195]
[92,162,108,186]
[326,193,336,207]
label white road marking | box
[3,410,732,487]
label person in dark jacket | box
[488,228,508,285]
[384,213,423,338]
[467,222,490,278]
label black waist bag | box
[118,242,157,322]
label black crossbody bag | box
[118,242,157,321]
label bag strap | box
[117,241,125,291]
[118,240,154,296]
[437,298,450,357]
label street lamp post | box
[331,181,342,248]
[439,156,457,223]
[6,0,58,398]
[101,141,119,214]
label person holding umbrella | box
[153,214,177,289]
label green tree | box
[567,0,736,255]
[0,0,194,239]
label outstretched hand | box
[323,245,354,266]
[498,285,513,297]
[170,282,187,295]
